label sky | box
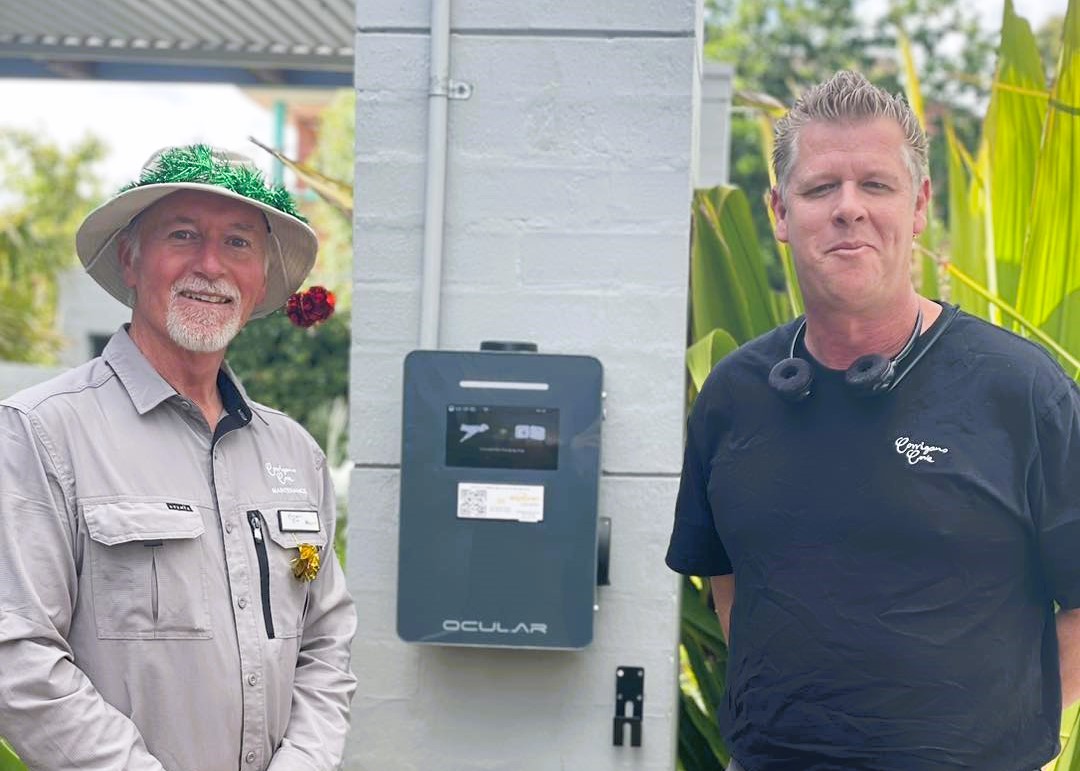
[0,81,290,188]
[861,0,1066,29]
[0,0,1068,189]
[983,0,1066,25]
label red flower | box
[286,285,336,327]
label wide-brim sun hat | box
[76,144,318,320]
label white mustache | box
[171,276,240,303]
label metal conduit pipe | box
[419,0,452,349]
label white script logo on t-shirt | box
[894,436,949,465]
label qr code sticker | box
[457,483,544,523]
[459,487,487,518]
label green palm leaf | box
[0,739,25,771]
[687,329,740,394]
[1054,704,1080,770]
[678,691,728,771]
[897,29,941,299]
[987,0,1048,308]
[945,122,990,317]
[944,261,1080,377]
[691,186,783,345]
[1014,0,1080,364]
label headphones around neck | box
[768,304,959,403]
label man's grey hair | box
[118,215,144,267]
[772,70,929,199]
[117,215,144,305]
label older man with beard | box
[0,145,357,770]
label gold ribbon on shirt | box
[291,544,321,582]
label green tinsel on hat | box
[119,144,308,223]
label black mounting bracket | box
[613,666,643,747]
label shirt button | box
[245,751,256,763]
[225,522,233,534]
[237,597,247,609]
[248,673,259,686]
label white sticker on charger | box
[456,482,544,523]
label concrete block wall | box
[347,0,702,767]
[697,62,733,188]
[55,268,132,366]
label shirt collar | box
[102,326,258,421]
[102,326,177,415]
[217,367,257,425]
[219,359,256,412]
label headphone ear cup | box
[769,357,814,402]
[845,353,895,396]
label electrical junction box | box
[396,346,604,649]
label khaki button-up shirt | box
[0,329,357,770]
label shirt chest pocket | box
[245,508,329,640]
[82,500,212,640]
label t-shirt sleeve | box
[665,395,732,577]
[1033,379,1080,608]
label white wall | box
[0,362,66,400]
[697,62,734,188]
[55,268,131,367]
[346,1,703,767]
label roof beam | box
[248,68,287,85]
[43,59,95,79]
[0,56,351,87]
[0,38,352,73]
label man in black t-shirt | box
[666,70,1080,771]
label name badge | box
[278,509,321,533]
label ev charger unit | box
[396,344,605,649]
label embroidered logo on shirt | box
[265,462,297,485]
[265,462,308,496]
[894,436,949,465]
[166,502,193,512]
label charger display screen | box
[445,405,560,470]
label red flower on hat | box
[286,285,336,327]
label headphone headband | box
[769,304,959,402]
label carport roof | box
[0,0,354,86]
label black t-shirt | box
[666,305,1080,771]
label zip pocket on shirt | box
[242,503,329,638]
[247,510,276,639]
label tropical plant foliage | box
[940,0,1080,378]
[228,310,350,463]
[705,0,997,265]
[0,739,21,771]
[687,187,791,393]
[0,130,105,363]
[250,89,355,310]
[937,0,1080,765]
[679,186,795,770]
